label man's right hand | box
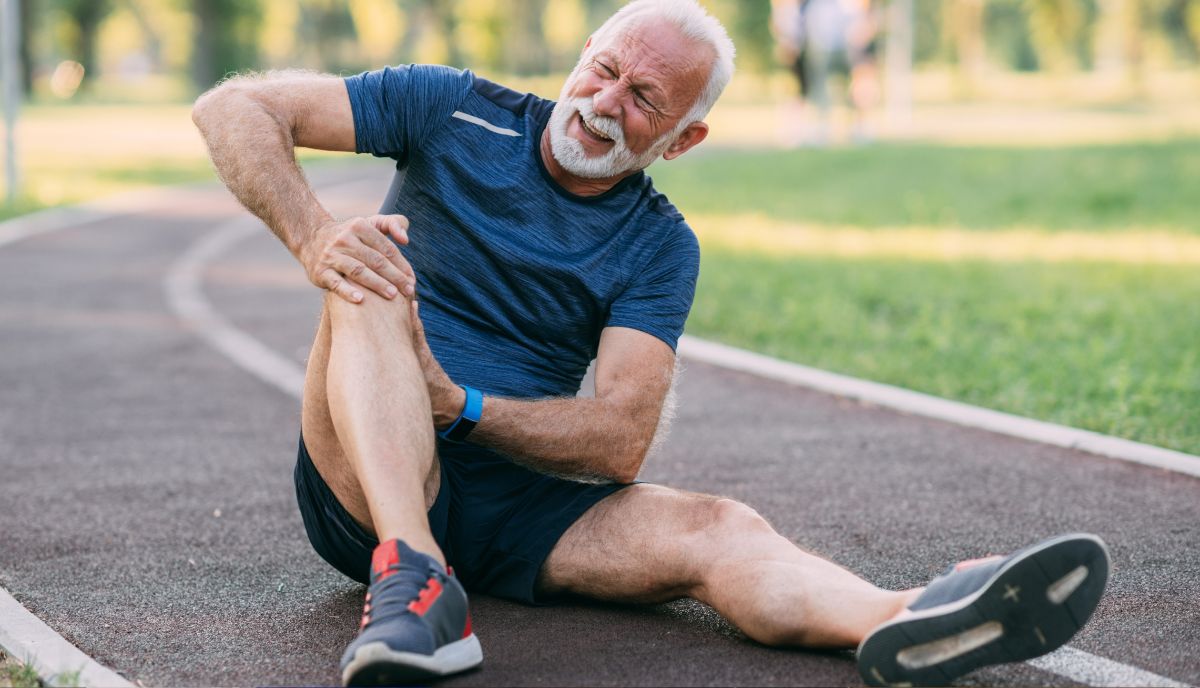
[300,214,416,303]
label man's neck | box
[538,126,636,198]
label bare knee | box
[324,291,415,344]
[685,498,782,587]
[699,498,777,543]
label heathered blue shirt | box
[345,64,699,400]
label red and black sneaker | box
[340,539,482,686]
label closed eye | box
[634,90,660,113]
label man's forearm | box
[466,392,669,485]
[192,78,332,256]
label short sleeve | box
[605,224,700,351]
[343,64,474,159]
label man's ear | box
[662,122,709,161]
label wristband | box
[439,384,483,443]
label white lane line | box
[1030,646,1191,687]
[677,336,1200,479]
[162,176,378,400]
[164,215,305,398]
[168,186,1195,688]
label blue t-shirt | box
[345,64,699,400]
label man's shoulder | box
[466,75,555,124]
[618,180,699,272]
[635,177,692,234]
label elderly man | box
[192,1,1108,685]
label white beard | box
[547,95,679,179]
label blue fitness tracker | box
[439,384,483,443]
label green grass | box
[687,248,1200,454]
[650,141,1200,232]
[649,142,1200,455]
[0,651,40,688]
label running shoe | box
[340,539,482,686]
[857,533,1110,686]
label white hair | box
[583,0,736,124]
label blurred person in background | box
[772,0,881,145]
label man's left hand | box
[409,300,466,430]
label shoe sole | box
[342,633,483,686]
[857,533,1110,687]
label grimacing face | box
[548,16,713,179]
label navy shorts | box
[293,434,630,605]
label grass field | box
[649,142,1200,455]
[3,101,1197,454]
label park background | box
[1,0,1197,456]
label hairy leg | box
[301,293,442,562]
[539,484,916,648]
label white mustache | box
[572,98,624,144]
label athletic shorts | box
[293,434,630,605]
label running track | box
[0,161,1196,686]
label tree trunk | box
[425,0,462,67]
[191,0,216,89]
[126,0,164,72]
[947,0,985,98]
[62,0,109,90]
[18,0,31,94]
[506,0,550,75]
[396,0,423,65]
[190,0,262,91]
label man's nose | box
[592,82,622,119]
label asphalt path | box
[1,161,1197,687]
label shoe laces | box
[360,563,446,630]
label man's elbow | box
[610,438,651,484]
[191,79,253,131]
[191,84,227,131]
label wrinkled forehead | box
[593,16,714,101]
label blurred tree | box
[396,1,430,64]
[945,0,986,96]
[1095,0,1145,92]
[191,0,262,89]
[1025,0,1091,72]
[1189,0,1200,61]
[912,0,946,65]
[505,0,551,74]
[297,0,356,71]
[984,0,1039,70]
[583,0,621,33]
[544,0,587,71]
[730,0,773,72]
[390,0,463,67]
[1161,0,1198,61]
[56,0,112,89]
[18,0,33,93]
[260,0,300,67]
[428,0,464,67]
[125,0,164,73]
